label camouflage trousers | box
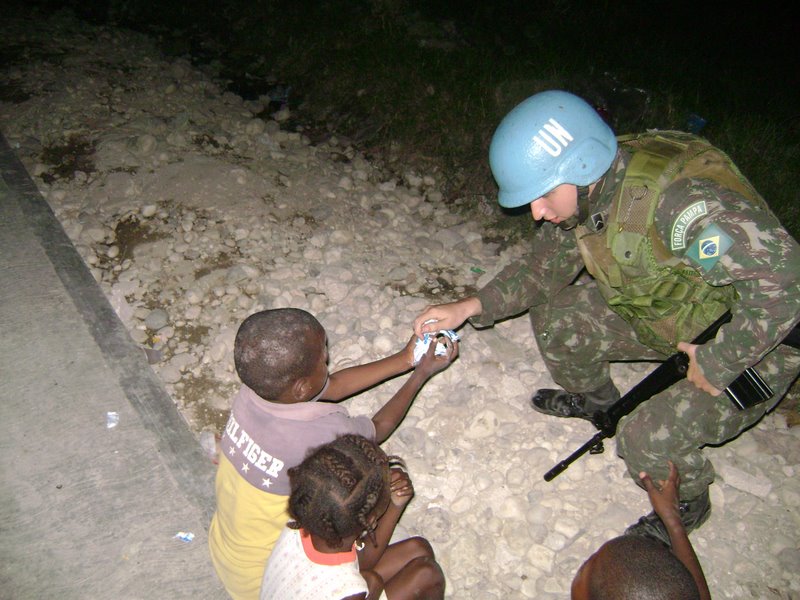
[530,281,800,500]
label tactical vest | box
[575,131,766,355]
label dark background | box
[12,0,798,116]
[4,0,800,233]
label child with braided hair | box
[260,434,445,600]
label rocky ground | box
[2,10,798,599]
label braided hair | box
[233,308,325,400]
[287,434,395,547]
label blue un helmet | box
[489,90,618,208]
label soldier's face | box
[530,184,578,224]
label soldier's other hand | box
[677,342,722,396]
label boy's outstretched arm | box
[372,337,458,443]
[640,461,711,600]
[323,336,418,401]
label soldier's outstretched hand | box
[413,297,482,338]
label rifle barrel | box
[543,432,605,482]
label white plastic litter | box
[174,531,195,543]
[105,411,119,429]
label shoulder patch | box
[670,200,707,251]
[684,223,733,271]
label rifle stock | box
[544,312,800,482]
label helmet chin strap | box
[556,185,591,231]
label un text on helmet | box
[534,118,573,157]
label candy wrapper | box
[413,330,459,365]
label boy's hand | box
[389,467,414,508]
[639,460,681,523]
[640,461,713,600]
[414,335,458,378]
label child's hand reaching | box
[639,460,681,525]
[639,461,713,600]
[414,335,459,378]
[389,467,415,509]
[371,334,458,443]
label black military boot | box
[531,380,620,422]
[624,488,711,548]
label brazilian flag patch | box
[685,223,733,271]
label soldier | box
[413,90,800,544]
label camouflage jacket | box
[473,142,800,390]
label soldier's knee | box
[616,411,668,473]
[617,412,647,456]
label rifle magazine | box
[724,367,773,410]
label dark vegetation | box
[15,0,800,236]
[8,0,800,420]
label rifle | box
[544,312,800,482]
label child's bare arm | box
[357,570,383,600]
[323,336,417,401]
[358,468,414,571]
[640,461,711,600]
[372,337,458,442]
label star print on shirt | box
[228,445,235,456]
[241,463,250,474]
[261,479,272,488]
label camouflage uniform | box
[472,134,800,499]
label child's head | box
[286,434,393,548]
[234,308,327,401]
[571,535,699,600]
